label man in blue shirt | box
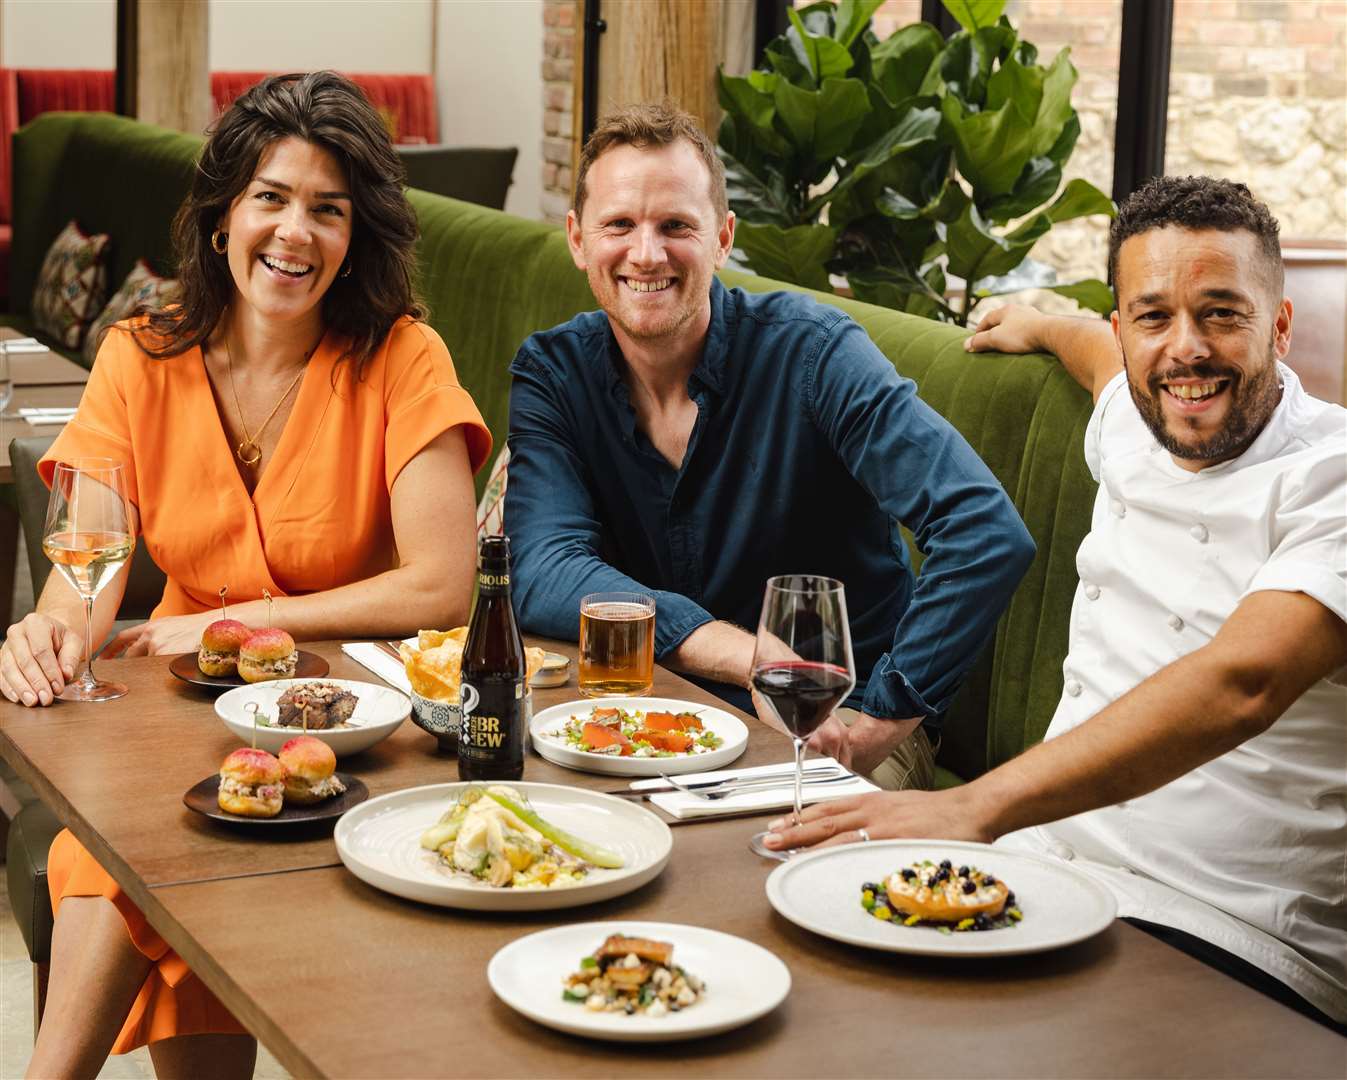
[505,104,1035,787]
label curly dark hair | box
[1108,175,1283,295]
[138,71,423,377]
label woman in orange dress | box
[0,73,489,1078]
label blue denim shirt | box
[505,280,1035,727]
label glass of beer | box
[578,592,655,697]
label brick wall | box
[541,0,579,223]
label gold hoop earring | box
[340,260,352,278]
[211,229,228,255]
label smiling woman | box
[2,72,491,1080]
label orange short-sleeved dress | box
[39,316,490,1053]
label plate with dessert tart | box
[184,740,369,827]
[765,839,1116,958]
[215,678,410,757]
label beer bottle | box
[458,535,527,782]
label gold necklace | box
[222,336,309,467]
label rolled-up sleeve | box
[505,346,714,652]
[807,320,1036,722]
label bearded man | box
[765,176,1347,1031]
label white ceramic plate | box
[766,839,1116,958]
[216,678,409,758]
[530,697,749,776]
[488,921,790,1042]
[334,782,672,911]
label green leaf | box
[1044,178,1116,223]
[937,24,1015,105]
[1030,49,1077,157]
[940,93,1036,197]
[981,157,1061,223]
[947,201,1048,284]
[943,0,1006,31]
[986,55,1042,124]
[719,147,796,227]
[735,221,837,292]
[834,0,886,49]
[716,71,790,157]
[829,101,941,198]
[764,39,813,85]
[1046,112,1080,166]
[787,8,855,83]
[871,24,944,105]
[774,77,870,162]
[1045,279,1115,314]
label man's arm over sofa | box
[965,304,1122,402]
[809,319,1038,726]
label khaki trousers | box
[836,708,937,791]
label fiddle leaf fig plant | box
[717,0,1116,324]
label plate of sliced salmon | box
[530,697,750,776]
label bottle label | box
[477,571,510,591]
[459,676,526,764]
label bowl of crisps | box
[399,629,546,753]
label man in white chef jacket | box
[763,175,1347,1031]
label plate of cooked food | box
[183,738,368,826]
[215,678,410,757]
[765,839,1116,958]
[334,782,672,911]
[171,621,328,690]
[530,697,749,776]
[488,922,790,1042]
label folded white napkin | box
[629,757,880,821]
[341,642,412,693]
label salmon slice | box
[644,711,703,732]
[595,934,674,968]
[635,729,694,753]
[581,721,634,755]
[589,707,623,727]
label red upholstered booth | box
[0,68,438,307]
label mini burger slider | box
[279,735,347,805]
[217,747,286,817]
[197,619,251,677]
[238,628,298,683]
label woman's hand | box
[761,787,995,852]
[1,613,84,706]
[105,611,217,658]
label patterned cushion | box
[83,259,180,367]
[475,444,509,539]
[31,220,111,348]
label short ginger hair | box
[573,101,727,221]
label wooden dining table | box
[0,641,1343,1078]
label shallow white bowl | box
[530,696,749,776]
[215,678,409,758]
[334,782,672,911]
[765,838,1116,958]
[488,921,790,1042]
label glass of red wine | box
[748,575,855,860]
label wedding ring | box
[857,827,871,843]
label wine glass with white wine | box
[42,460,135,702]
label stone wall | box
[541,0,579,224]
[869,0,1347,317]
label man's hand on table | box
[1,613,82,706]
[808,712,922,774]
[762,785,995,852]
